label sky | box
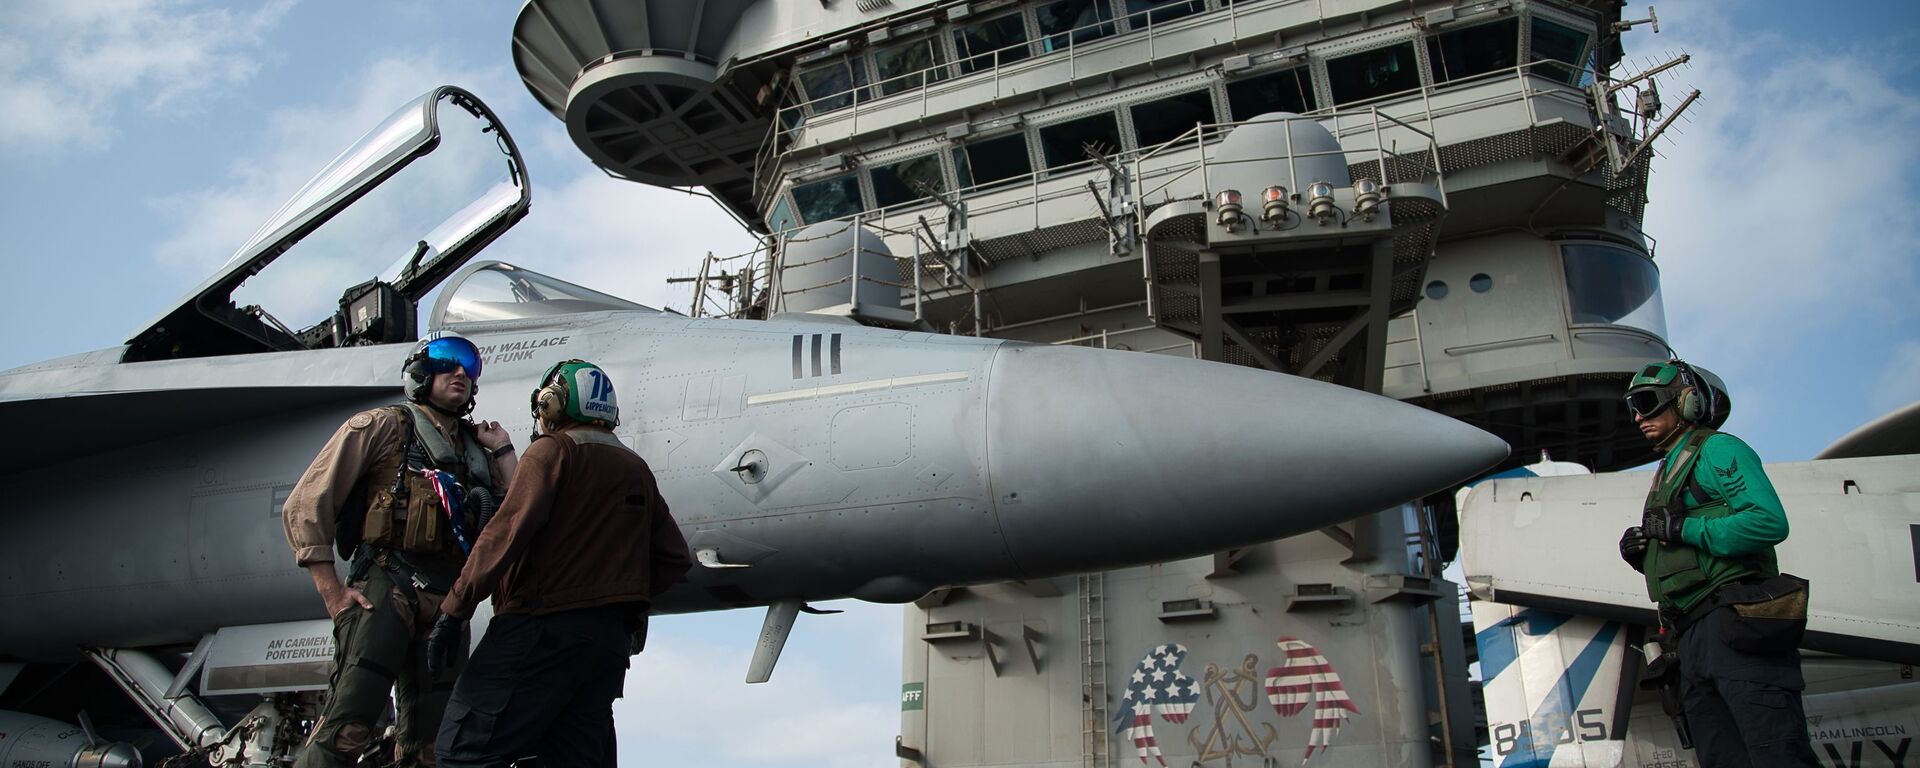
[1,1,1917,766]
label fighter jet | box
[0,87,1506,766]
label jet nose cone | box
[983,344,1507,575]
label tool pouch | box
[1716,573,1810,654]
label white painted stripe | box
[747,371,970,406]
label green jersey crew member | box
[431,359,691,767]
[282,332,517,767]
[1617,360,1816,768]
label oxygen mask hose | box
[468,486,499,532]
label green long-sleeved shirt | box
[1668,428,1789,557]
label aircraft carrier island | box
[509,0,1917,767]
[2,1,1916,767]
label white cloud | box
[138,44,757,325]
[148,52,518,282]
[483,171,761,313]
[616,602,904,768]
[0,0,294,154]
[1640,8,1920,362]
[1872,339,1920,414]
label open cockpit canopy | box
[125,86,532,361]
[429,261,661,328]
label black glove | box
[1619,527,1649,571]
[1641,507,1686,544]
[426,613,466,679]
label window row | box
[792,5,1592,122]
[775,83,1251,229]
[769,12,1596,229]
[794,0,1232,118]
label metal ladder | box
[1078,572,1112,768]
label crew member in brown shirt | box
[283,331,515,767]
[431,359,691,767]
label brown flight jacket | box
[441,425,692,619]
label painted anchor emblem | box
[1188,654,1279,767]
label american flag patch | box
[1265,637,1359,762]
[1113,643,1201,766]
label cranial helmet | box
[530,359,620,429]
[403,332,483,413]
[1625,359,1728,427]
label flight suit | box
[284,405,508,767]
[1639,427,1817,768]
[435,426,691,767]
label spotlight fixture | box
[1352,178,1382,221]
[1307,181,1336,225]
[1261,185,1290,224]
[1215,189,1245,230]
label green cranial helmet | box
[530,359,620,429]
[1626,360,1683,392]
[1625,359,1728,426]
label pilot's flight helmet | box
[403,332,484,409]
[531,359,619,429]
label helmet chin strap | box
[414,391,473,418]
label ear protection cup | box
[1670,359,1710,424]
[1676,387,1702,423]
[530,360,570,426]
[535,383,569,423]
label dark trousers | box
[299,566,466,767]
[1677,606,1820,768]
[435,606,632,768]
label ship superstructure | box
[512,1,1683,765]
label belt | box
[355,544,453,596]
[1663,577,1765,637]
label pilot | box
[282,331,516,767]
[429,359,691,767]
[1617,360,1816,768]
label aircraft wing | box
[0,342,398,471]
[0,386,391,472]
[1460,454,1920,664]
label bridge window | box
[871,154,947,207]
[768,196,798,233]
[1039,111,1123,169]
[792,173,863,223]
[1530,17,1592,86]
[873,37,949,96]
[1561,243,1667,338]
[1036,0,1116,53]
[954,132,1033,189]
[1426,18,1518,84]
[1123,0,1204,27]
[798,57,868,112]
[1131,90,1217,149]
[1227,65,1317,121]
[1327,42,1421,105]
[953,13,1031,75]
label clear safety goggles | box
[421,337,483,381]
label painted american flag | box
[1265,637,1359,763]
[1112,643,1201,766]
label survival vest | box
[1639,428,1772,611]
[359,403,495,558]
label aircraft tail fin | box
[1473,600,1638,768]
